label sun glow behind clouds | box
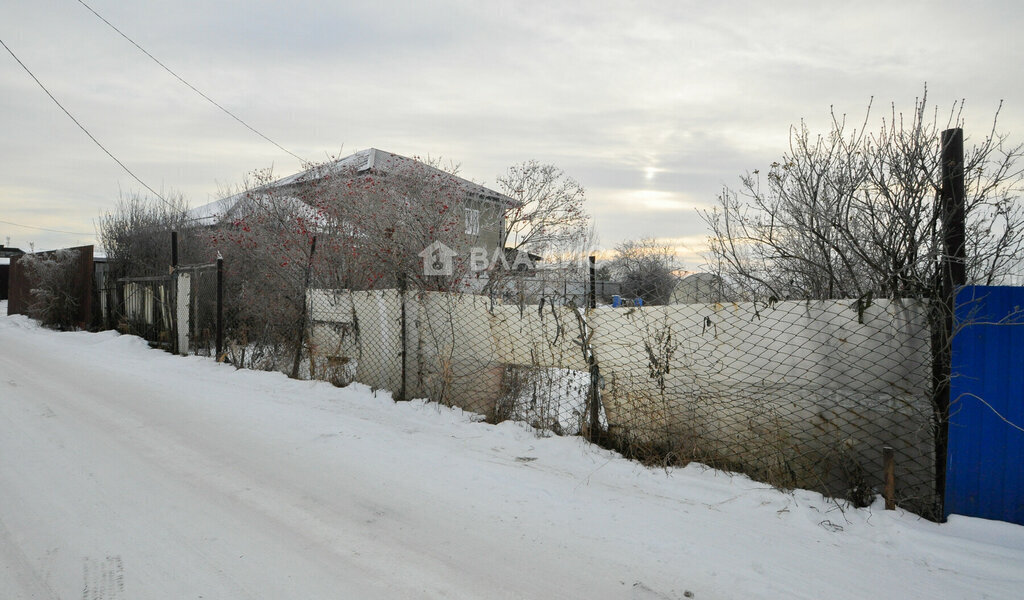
[623,189,691,211]
[657,234,708,269]
[591,234,708,271]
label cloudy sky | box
[2,0,1022,267]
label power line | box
[0,36,172,208]
[0,219,94,236]
[77,0,306,165]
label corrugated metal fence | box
[946,286,1024,525]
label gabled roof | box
[189,148,515,226]
[275,148,516,207]
[187,192,321,228]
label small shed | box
[669,273,733,304]
[0,245,26,301]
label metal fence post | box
[171,231,179,354]
[587,255,602,440]
[171,230,178,269]
[398,274,408,402]
[290,236,317,379]
[216,254,224,362]
[589,255,597,309]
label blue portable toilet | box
[612,295,621,307]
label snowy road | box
[2,312,1024,599]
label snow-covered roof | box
[187,196,237,227]
[188,148,515,226]
[270,147,375,187]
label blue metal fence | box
[946,286,1024,525]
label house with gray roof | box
[191,148,516,262]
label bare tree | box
[209,169,322,372]
[701,89,1024,301]
[609,238,679,305]
[497,161,591,263]
[97,191,204,277]
[18,248,81,328]
[323,158,475,291]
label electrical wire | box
[0,219,94,236]
[0,36,173,208]
[76,0,306,165]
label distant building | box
[669,273,734,304]
[0,245,24,258]
[0,245,25,301]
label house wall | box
[271,170,509,275]
[463,196,505,256]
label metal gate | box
[115,262,219,355]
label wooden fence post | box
[933,128,966,518]
[883,446,896,510]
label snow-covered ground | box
[2,310,1023,600]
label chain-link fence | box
[105,262,220,356]
[174,263,221,357]
[466,272,622,306]
[99,236,942,519]
[299,283,937,516]
[111,275,175,348]
[591,299,936,516]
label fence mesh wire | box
[112,275,175,349]
[104,244,942,519]
[590,299,936,517]
[106,263,219,356]
[177,264,220,357]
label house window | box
[465,208,480,236]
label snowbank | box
[1,312,1022,599]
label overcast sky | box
[2,0,1022,267]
